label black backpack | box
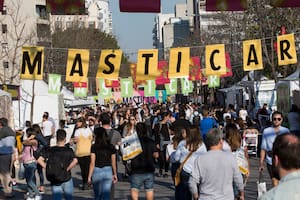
[46,148,70,184]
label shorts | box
[130,173,154,192]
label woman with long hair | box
[88,127,117,200]
[73,117,93,190]
[122,115,136,137]
[173,127,207,200]
[224,123,250,200]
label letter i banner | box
[208,75,220,88]
[180,78,193,95]
[144,80,156,97]
[48,74,61,94]
[20,46,44,80]
[121,78,133,97]
[98,78,112,98]
[165,78,178,95]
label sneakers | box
[38,186,45,194]
[35,195,42,200]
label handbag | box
[120,132,143,161]
[174,151,193,186]
[257,171,267,198]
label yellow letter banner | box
[243,39,263,71]
[20,46,44,80]
[205,44,226,76]
[66,49,90,83]
[277,33,297,66]
[96,49,122,80]
[136,49,158,81]
[169,47,190,78]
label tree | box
[45,27,127,94]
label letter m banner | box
[20,46,44,80]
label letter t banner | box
[121,78,133,97]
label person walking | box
[173,127,207,200]
[259,133,300,200]
[87,127,118,200]
[73,117,93,190]
[22,128,41,200]
[259,111,289,187]
[37,129,78,200]
[189,128,244,200]
[129,122,159,200]
[41,112,55,146]
[0,117,15,198]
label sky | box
[109,0,186,62]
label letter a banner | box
[48,74,61,94]
[205,44,226,76]
[66,49,89,83]
[243,39,263,71]
[96,49,122,80]
[20,46,44,80]
[277,33,297,66]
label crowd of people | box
[0,101,299,200]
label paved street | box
[1,157,271,200]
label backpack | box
[46,148,70,184]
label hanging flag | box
[205,44,227,76]
[119,0,160,13]
[169,47,190,78]
[156,60,170,85]
[98,79,112,99]
[277,33,297,66]
[180,78,193,95]
[221,53,233,77]
[96,49,122,80]
[243,39,263,71]
[46,0,86,15]
[20,46,44,80]
[189,56,201,81]
[144,80,156,97]
[136,49,158,81]
[165,78,178,95]
[208,75,220,88]
[73,82,87,88]
[74,87,87,97]
[0,0,4,12]
[206,0,247,11]
[105,79,120,88]
[48,74,61,94]
[271,0,300,7]
[121,78,133,98]
[66,49,89,83]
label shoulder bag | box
[174,151,193,186]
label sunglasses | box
[273,117,282,121]
[130,118,135,121]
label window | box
[66,21,73,29]
[55,21,62,31]
[88,21,95,28]
[36,5,47,19]
[2,24,7,34]
[2,43,8,53]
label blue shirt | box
[200,117,218,139]
[260,126,289,165]
[259,171,300,200]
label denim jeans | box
[92,166,112,200]
[24,162,39,197]
[130,173,154,191]
[51,178,74,200]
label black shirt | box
[131,136,158,174]
[91,143,116,168]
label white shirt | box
[74,127,93,138]
[42,120,53,137]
